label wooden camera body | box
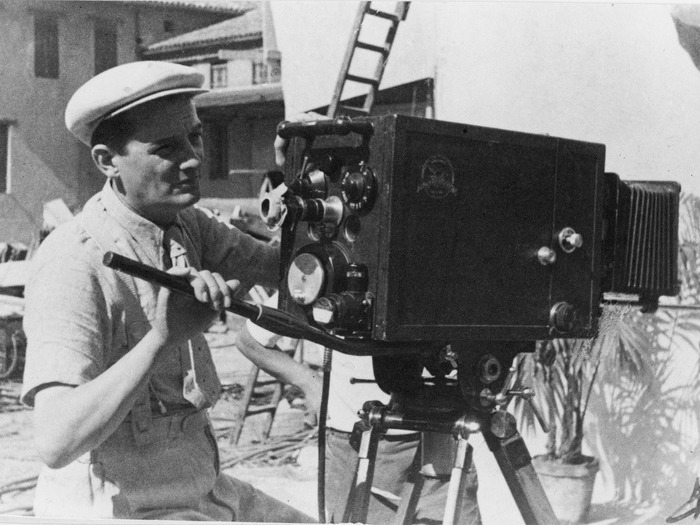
[271,115,679,346]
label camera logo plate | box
[417,155,457,199]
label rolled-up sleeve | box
[193,208,280,290]
[21,246,110,407]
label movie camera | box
[263,114,680,403]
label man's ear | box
[91,145,119,179]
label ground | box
[0,318,676,524]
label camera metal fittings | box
[558,226,584,253]
[311,264,372,334]
[341,162,377,214]
[286,242,373,337]
[259,157,345,233]
[288,164,345,227]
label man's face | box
[110,96,204,224]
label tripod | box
[342,355,558,525]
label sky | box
[270,1,700,196]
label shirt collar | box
[99,180,168,266]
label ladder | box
[229,359,287,445]
[229,340,307,445]
[229,283,305,445]
[327,1,410,118]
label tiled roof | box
[194,82,283,108]
[120,0,255,15]
[145,5,261,52]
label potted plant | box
[512,193,700,523]
[512,306,654,524]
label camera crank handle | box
[499,366,517,400]
[520,388,550,433]
[497,362,549,432]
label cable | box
[317,346,333,523]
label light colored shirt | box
[22,180,279,407]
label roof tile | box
[121,0,255,15]
[145,5,261,52]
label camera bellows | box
[603,173,680,301]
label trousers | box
[324,428,482,524]
[33,410,316,522]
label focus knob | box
[341,164,376,213]
[549,302,578,333]
[343,172,365,202]
[558,227,584,253]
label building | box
[0,0,248,248]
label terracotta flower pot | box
[532,455,599,524]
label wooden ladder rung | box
[252,378,278,387]
[246,403,279,415]
[366,7,400,22]
[356,40,389,55]
[345,74,380,86]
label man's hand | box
[274,111,327,169]
[152,267,240,347]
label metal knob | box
[537,246,557,265]
[549,301,578,333]
[259,183,289,231]
[559,227,583,253]
[480,385,550,434]
[312,297,336,325]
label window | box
[253,59,281,85]
[268,58,282,83]
[94,19,117,75]
[163,20,174,33]
[253,62,265,85]
[206,123,228,180]
[211,64,228,89]
[0,124,10,194]
[34,13,59,79]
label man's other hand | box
[153,267,240,347]
[274,111,327,169]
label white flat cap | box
[65,61,208,145]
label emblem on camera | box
[417,155,457,199]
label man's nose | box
[179,141,202,170]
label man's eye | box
[153,143,172,154]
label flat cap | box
[65,61,208,145]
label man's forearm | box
[33,329,167,469]
[236,327,321,414]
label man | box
[20,60,314,522]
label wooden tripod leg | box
[442,436,473,525]
[342,425,381,523]
[483,427,557,525]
